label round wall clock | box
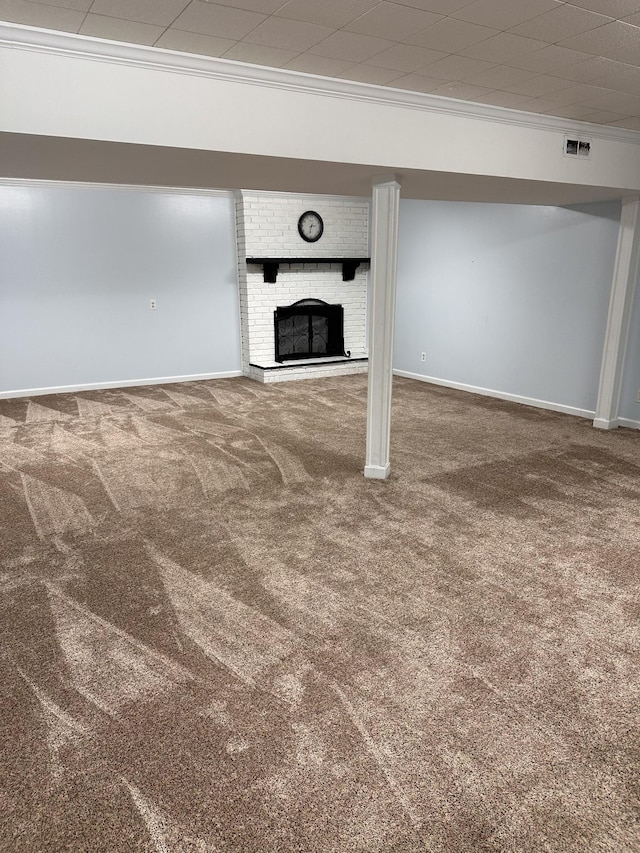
[298,210,324,243]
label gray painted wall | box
[3,183,637,425]
[0,184,240,395]
[394,199,621,416]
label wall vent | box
[564,137,592,158]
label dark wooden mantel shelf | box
[246,257,371,283]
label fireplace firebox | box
[274,299,347,363]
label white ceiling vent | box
[564,137,592,159]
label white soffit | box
[2,21,640,146]
[0,133,633,206]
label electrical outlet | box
[420,352,426,362]
[636,389,640,403]
[150,299,157,310]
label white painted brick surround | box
[236,191,369,382]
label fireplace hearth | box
[274,299,347,363]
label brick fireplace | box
[235,191,369,383]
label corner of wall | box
[234,191,251,375]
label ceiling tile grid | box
[79,12,163,41]
[451,0,563,30]
[88,0,189,27]
[3,0,640,129]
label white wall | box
[2,180,633,418]
[0,183,240,396]
[394,200,621,417]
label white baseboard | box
[593,417,619,430]
[393,370,596,420]
[364,463,390,480]
[617,417,640,431]
[0,371,243,399]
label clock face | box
[298,211,324,243]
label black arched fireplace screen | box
[274,299,347,363]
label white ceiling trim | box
[2,21,640,146]
[236,188,371,202]
[0,177,370,202]
[0,177,234,196]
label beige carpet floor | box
[1,374,639,852]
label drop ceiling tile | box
[578,86,640,113]
[473,90,532,108]
[506,45,592,73]
[366,43,447,72]
[32,0,92,10]
[594,65,640,94]
[544,82,605,103]
[344,2,441,41]
[510,96,566,113]
[585,58,640,76]
[510,6,613,42]
[545,103,596,118]
[503,74,576,97]
[88,0,189,27]
[430,81,494,100]
[453,0,561,30]
[560,55,630,81]
[154,28,237,55]
[461,32,548,62]
[172,1,266,39]
[283,54,353,75]
[388,72,443,92]
[244,17,333,50]
[208,0,286,11]
[579,109,627,122]
[395,0,478,12]
[608,115,640,128]
[559,21,640,65]
[0,0,84,30]
[222,42,298,66]
[404,18,499,52]
[274,0,378,29]
[80,13,164,43]
[469,64,537,89]
[308,31,395,62]
[566,0,640,15]
[336,63,405,84]
[419,53,494,80]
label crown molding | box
[237,189,371,202]
[2,22,640,147]
[0,179,369,202]
[0,177,233,196]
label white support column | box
[594,196,640,430]
[365,176,401,479]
